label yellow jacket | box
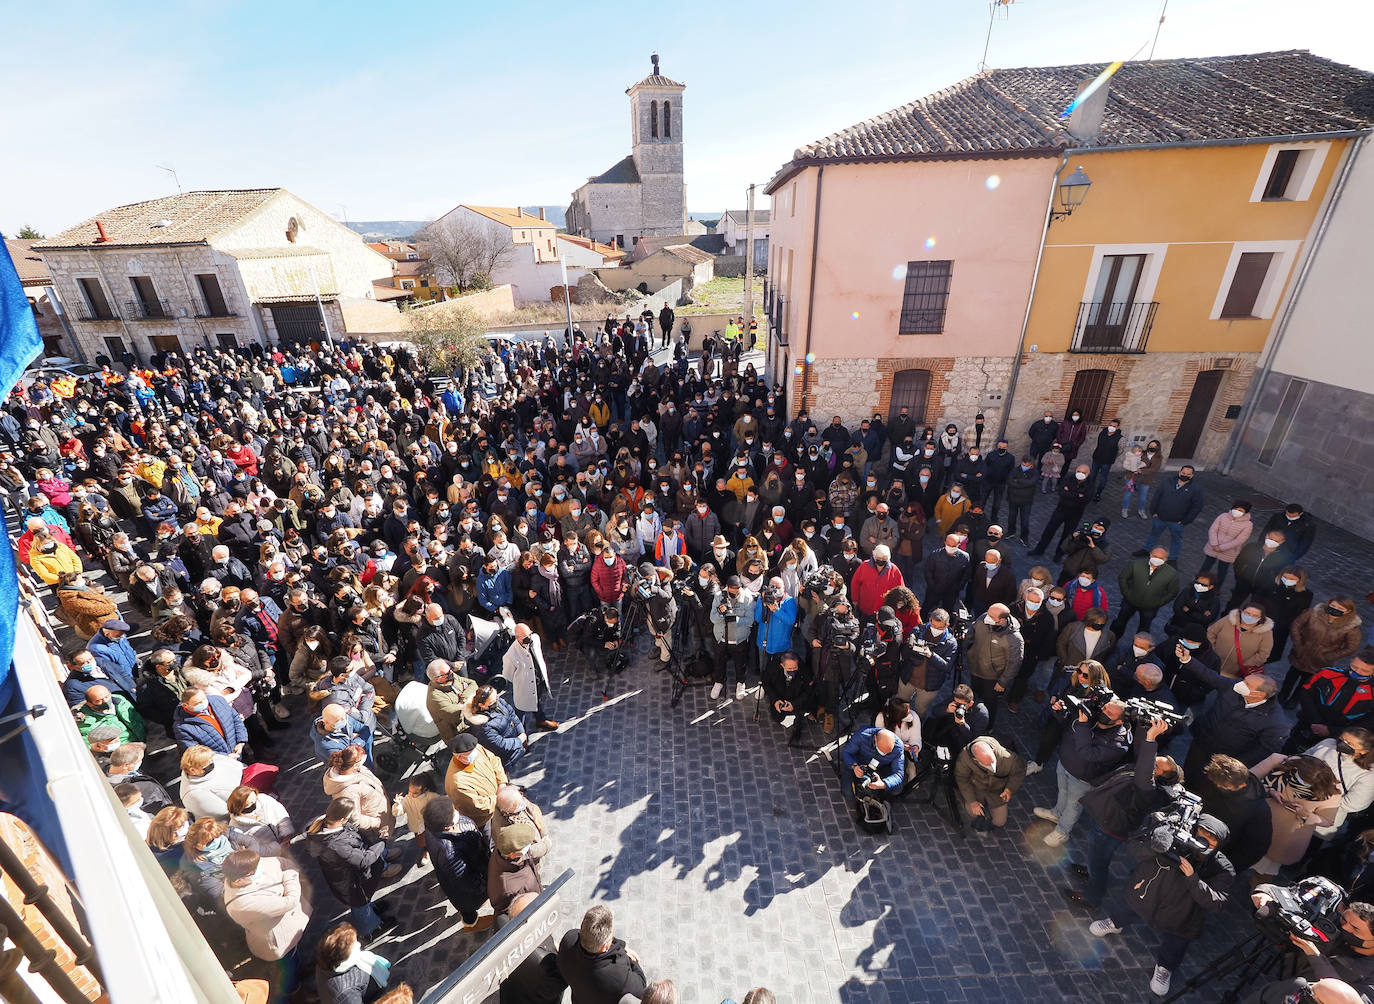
[933,493,971,537]
[29,544,82,585]
[588,401,611,429]
[136,458,167,489]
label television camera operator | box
[629,562,679,664]
[570,604,625,678]
[806,593,859,735]
[1063,714,1181,911]
[860,605,905,710]
[898,608,960,718]
[1248,887,1374,1003]
[1034,688,1131,847]
[1089,810,1235,998]
[754,578,799,699]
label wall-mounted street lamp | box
[1050,165,1092,222]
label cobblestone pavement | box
[55,468,1374,1003]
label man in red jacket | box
[850,544,904,620]
[590,544,628,610]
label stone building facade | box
[567,54,687,247]
[36,189,392,361]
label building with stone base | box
[35,188,394,362]
[566,54,687,248]
[764,51,1372,469]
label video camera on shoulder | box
[1060,684,1116,724]
[1253,877,1345,947]
[1144,789,1209,862]
[1121,696,1185,729]
[946,610,972,641]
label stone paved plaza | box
[66,468,1374,1004]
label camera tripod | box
[908,746,965,838]
[1161,931,1297,1004]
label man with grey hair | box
[1178,651,1291,777]
[557,904,647,1004]
[503,623,558,733]
[425,658,475,744]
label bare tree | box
[416,216,514,291]
[401,302,491,373]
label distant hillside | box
[344,221,432,241]
[521,206,566,229]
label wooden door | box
[1170,370,1224,460]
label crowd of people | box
[8,315,1373,1003]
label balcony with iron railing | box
[123,297,174,320]
[194,303,238,319]
[1071,300,1159,353]
[74,305,121,322]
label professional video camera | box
[1077,520,1106,538]
[946,609,973,642]
[1144,788,1210,861]
[1059,684,1117,724]
[857,622,887,665]
[1253,877,1345,945]
[1121,696,1187,729]
[759,581,785,606]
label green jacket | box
[1117,558,1180,610]
[72,694,146,743]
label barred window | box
[898,260,953,334]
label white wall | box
[1267,142,1374,391]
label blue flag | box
[0,234,44,695]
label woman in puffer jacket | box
[321,744,394,840]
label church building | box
[566,54,687,248]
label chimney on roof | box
[94,220,109,243]
[516,206,523,218]
[651,52,660,75]
[1066,75,1110,143]
[538,207,546,221]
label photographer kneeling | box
[922,684,991,759]
[762,651,817,746]
[1089,813,1235,997]
[841,727,905,802]
[1063,715,1180,910]
[954,737,1025,834]
[1250,890,1374,1001]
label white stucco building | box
[715,209,770,266]
[34,189,395,360]
[566,53,687,247]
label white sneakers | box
[710,683,723,700]
[1025,761,1043,776]
[736,683,748,700]
[1089,918,1121,937]
[1032,807,1059,822]
[1043,829,1068,847]
[1150,965,1171,996]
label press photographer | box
[899,609,959,717]
[1249,885,1374,1002]
[954,737,1026,834]
[629,562,679,664]
[1089,812,1235,997]
[710,576,756,700]
[762,651,817,746]
[841,727,905,802]
[1062,714,1180,910]
[570,604,625,678]
[1034,687,1130,847]
[808,596,860,734]
[754,578,799,700]
[922,684,990,759]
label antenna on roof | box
[980,0,1016,72]
[651,51,660,75]
[1148,0,1168,60]
[155,164,182,194]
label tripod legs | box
[1160,934,1290,1004]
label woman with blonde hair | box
[147,806,191,873]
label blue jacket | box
[468,698,526,767]
[754,595,797,654]
[86,633,139,696]
[912,624,959,693]
[311,714,375,766]
[170,695,247,754]
[478,567,513,613]
[842,727,905,790]
[1148,479,1205,526]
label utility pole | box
[742,183,756,354]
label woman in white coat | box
[501,622,558,732]
[179,745,243,821]
[1304,729,1374,839]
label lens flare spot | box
[792,364,803,376]
[892,265,905,281]
[924,237,937,249]
[986,174,1001,190]
[805,352,816,364]
[850,311,861,321]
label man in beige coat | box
[444,733,508,828]
[954,736,1026,832]
[426,659,476,744]
[490,784,552,866]
[222,848,310,963]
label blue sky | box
[2,0,1368,234]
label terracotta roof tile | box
[659,244,714,265]
[36,189,284,249]
[772,50,1374,187]
[5,239,50,285]
[460,206,556,229]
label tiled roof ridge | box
[1195,58,1370,131]
[977,74,1062,148]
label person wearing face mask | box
[1300,727,1374,842]
[1056,409,1088,466]
[1063,568,1108,621]
[1027,411,1060,463]
[933,481,971,538]
[1260,502,1318,562]
[923,533,971,616]
[954,736,1026,834]
[1004,455,1039,544]
[1229,527,1294,613]
[1030,463,1093,560]
[1285,596,1365,707]
[1059,519,1112,586]
[1007,587,1054,714]
[1086,418,1123,502]
[1206,599,1276,678]
[1251,904,1374,1003]
[683,497,721,560]
[952,447,987,505]
[73,683,146,744]
[1199,499,1255,590]
[1111,547,1180,640]
[964,603,1024,728]
[1179,653,1290,778]
[1262,565,1314,665]
[966,547,1016,617]
[981,439,1015,524]
[1138,464,1204,562]
[173,685,251,760]
[1164,571,1222,640]
[1296,650,1374,751]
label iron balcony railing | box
[123,297,173,320]
[75,306,120,322]
[1071,300,1159,353]
[194,304,237,318]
